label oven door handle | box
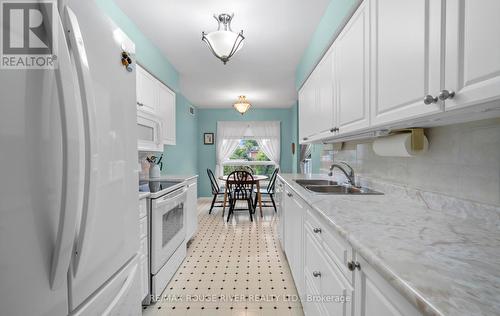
[155,187,187,207]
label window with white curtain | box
[216,121,280,177]
[223,139,276,176]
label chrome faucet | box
[328,161,356,186]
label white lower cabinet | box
[185,179,198,241]
[275,179,285,248]
[139,254,148,302]
[280,182,423,316]
[138,198,149,301]
[282,187,305,297]
[304,229,353,316]
[354,255,421,316]
[304,276,324,316]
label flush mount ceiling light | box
[202,13,245,64]
[233,95,251,115]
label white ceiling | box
[114,0,329,108]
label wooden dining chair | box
[226,171,255,222]
[253,168,279,212]
[236,165,255,174]
[207,168,225,214]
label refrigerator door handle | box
[50,12,84,290]
[101,262,138,316]
[64,6,98,275]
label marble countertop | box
[278,173,500,316]
[138,192,150,200]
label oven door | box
[150,187,187,274]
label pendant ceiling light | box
[202,13,245,64]
[233,95,251,115]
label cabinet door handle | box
[313,228,322,234]
[137,101,144,107]
[347,261,361,271]
[423,95,438,105]
[287,192,293,197]
[438,90,455,101]
[303,137,308,141]
[312,271,321,278]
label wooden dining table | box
[218,175,269,217]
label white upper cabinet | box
[298,81,309,142]
[136,64,176,149]
[336,0,370,134]
[299,73,318,142]
[299,48,335,143]
[136,65,158,115]
[158,83,176,145]
[369,0,444,126]
[316,48,335,136]
[298,0,500,143]
[444,0,500,111]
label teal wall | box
[97,0,341,196]
[295,0,360,88]
[96,0,198,178]
[95,0,179,91]
[197,108,295,197]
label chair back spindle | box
[207,168,220,194]
[266,167,279,193]
[227,171,254,201]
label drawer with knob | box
[305,227,354,316]
[305,230,324,293]
[306,209,354,285]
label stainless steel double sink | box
[294,179,383,195]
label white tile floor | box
[143,199,304,316]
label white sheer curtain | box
[215,122,248,177]
[216,121,281,176]
[254,121,280,168]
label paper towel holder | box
[390,128,425,151]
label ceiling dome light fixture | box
[233,95,251,115]
[202,13,245,64]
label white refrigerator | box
[0,0,141,315]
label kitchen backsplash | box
[320,118,500,206]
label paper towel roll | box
[372,133,428,157]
